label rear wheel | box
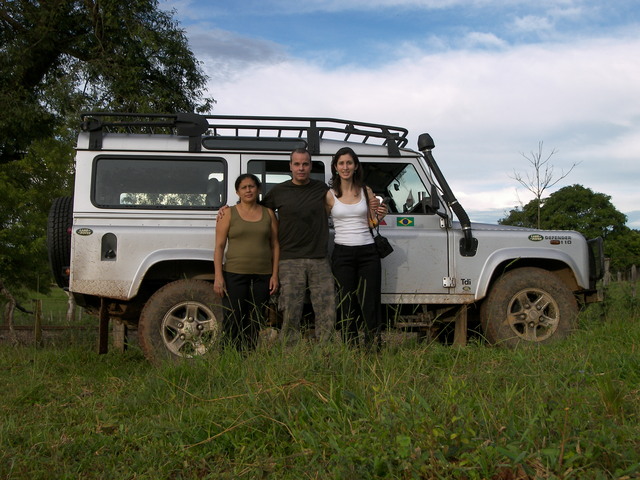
[138,279,223,364]
[480,267,578,347]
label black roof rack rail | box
[80,112,409,156]
[81,112,208,152]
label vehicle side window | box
[247,159,325,198]
[93,156,226,209]
[362,162,435,214]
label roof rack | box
[80,112,409,157]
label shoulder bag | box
[364,187,394,258]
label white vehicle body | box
[47,113,604,363]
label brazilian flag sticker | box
[397,217,414,227]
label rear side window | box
[93,156,226,209]
[247,159,325,198]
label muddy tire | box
[47,197,73,289]
[480,267,578,347]
[138,279,223,365]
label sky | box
[163,0,640,227]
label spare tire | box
[47,197,73,289]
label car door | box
[362,160,450,302]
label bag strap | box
[362,186,381,237]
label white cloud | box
[244,0,585,14]
[201,32,640,226]
[511,15,554,33]
[165,0,606,19]
[167,0,640,227]
[461,32,507,49]
[548,6,586,21]
[187,29,287,82]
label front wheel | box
[138,279,223,364]
[480,267,578,348]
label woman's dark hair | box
[329,147,363,198]
[234,173,261,191]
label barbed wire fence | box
[2,261,637,347]
[1,291,93,347]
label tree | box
[605,228,640,273]
[499,184,637,271]
[498,200,538,229]
[509,141,578,228]
[501,185,626,237]
[540,185,626,240]
[0,0,213,299]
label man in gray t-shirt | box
[262,148,335,343]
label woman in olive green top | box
[214,174,279,350]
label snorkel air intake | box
[418,133,477,256]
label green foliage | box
[602,228,640,273]
[1,284,639,479]
[0,0,213,293]
[541,185,627,240]
[499,198,538,228]
[500,184,638,271]
[1,0,213,120]
[500,185,625,237]
[0,133,74,295]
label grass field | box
[1,283,639,479]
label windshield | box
[362,162,434,214]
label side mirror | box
[415,185,440,214]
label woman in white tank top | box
[326,147,387,349]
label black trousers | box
[331,243,382,346]
[223,272,271,350]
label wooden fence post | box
[112,320,128,352]
[34,299,43,348]
[453,305,468,347]
[66,292,76,322]
[98,298,109,354]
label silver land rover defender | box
[47,113,604,363]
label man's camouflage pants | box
[278,257,336,344]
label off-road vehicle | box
[47,112,604,363]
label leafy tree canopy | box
[499,184,636,271]
[539,184,626,240]
[0,0,213,295]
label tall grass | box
[1,284,638,479]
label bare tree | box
[510,141,579,228]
